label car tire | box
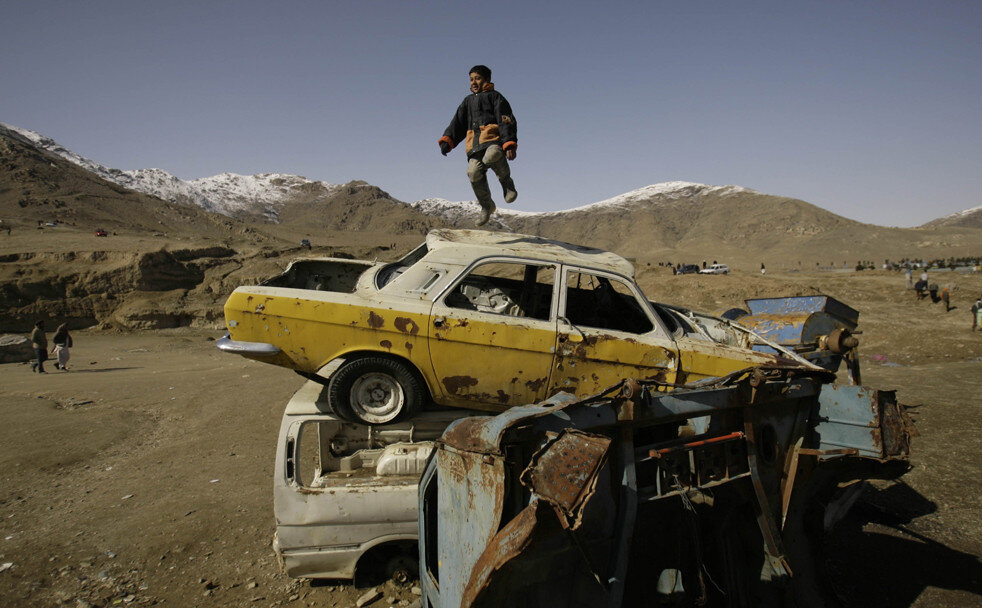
[328,357,424,424]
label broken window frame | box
[557,265,671,339]
[436,256,560,323]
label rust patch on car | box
[496,390,510,404]
[525,377,546,392]
[380,340,392,349]
[456,319,469,327]
[443,375,479,395]
[405,342,413,352]
[367,311,385,329]
[394,317,420,335]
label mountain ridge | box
[2,122,980,267]
[5,122,978,230]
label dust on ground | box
[1,268,981,607]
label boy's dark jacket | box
[439,83,517,159]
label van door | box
[427,259,558,410]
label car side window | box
[564,271,653,334]
[445,262,555,321]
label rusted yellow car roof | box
[425,229,636,277]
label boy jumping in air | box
[439,65,517,226]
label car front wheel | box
[328,357,424,424]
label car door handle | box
[433,317,445,328]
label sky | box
[2,0,979,227]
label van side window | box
[564,272,653,334]
[445,262,555,321]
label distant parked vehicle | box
[94,229,108,237]
[300,239,312,249]
[700,263,730,275]
[677,264,700,274]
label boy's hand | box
[506,149,516,161]
[439,141,451,156]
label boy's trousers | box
[466,145,510,205]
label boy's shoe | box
[501,178,517,203]
[54,362,60,369]
[476,200,496,226]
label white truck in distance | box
[699,263,730,274]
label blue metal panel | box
[744,296,859,329]
[813,384,884,458]
[434,448,506,608]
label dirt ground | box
[1,269,980,607]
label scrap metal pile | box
[419,354,914,608]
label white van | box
[273,380,476,582]
[699,264,730,275]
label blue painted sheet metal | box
[813,384,909,459]
[744,296,859,329]
[435,447,506,608]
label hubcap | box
[349,372,405,424]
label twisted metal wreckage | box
[215,227,917,605]
[418,303,915,607]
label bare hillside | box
[0,126,262,241]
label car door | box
[550,267,679,397]
[427,259,559,410]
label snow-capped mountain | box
[412,182,755,225]
[921,205,982,229]
[0,123,340,220]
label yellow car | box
[219,229,811,424]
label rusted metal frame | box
[778,397,814,529]
[843,350,862,386]
[626,378,823,428]
[780,439,803,530]
[519,429,612,530]
[638,472,752,504]
[743,414,792,577]
[797,447,859,456]
[417,457,440,606]
[645,431,745,459]
[605,425,638,608]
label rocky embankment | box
[0,246,283,333]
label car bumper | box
[215,333,281,357]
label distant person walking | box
[913,278,928,300]
[940,285,952,313]
[29,320,48,373]
[439,64,518,227]
[51,323,73,370]
[760,263,766,275]
[972,295,982,331]
[905,267,912,289]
